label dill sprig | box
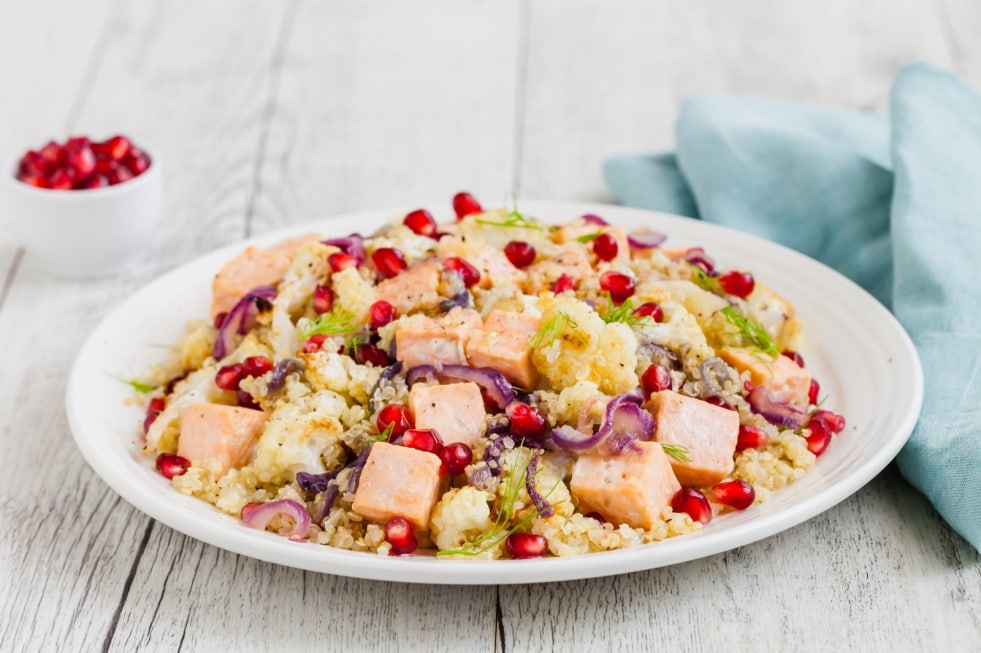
[365,422,394,446]
[437,450,560,558]
[300,308,357,340]
[720,306,779,357]
[690,265,723,295]
[660,443,691,463]
[576,231,602,243]
[530,311,578,348]
[599,294,650,328]
[113,375,155,394]
[475,196,545,231]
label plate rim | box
[65,200,924,584]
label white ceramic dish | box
[66,201,923,584]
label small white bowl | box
[0,149,163,278]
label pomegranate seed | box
[506,533,548,559]
[103,135,133,161]
[302,334,328,353]
[371,247,407,278]
[440,442,473,475]
[718,270,755,298]
[705,395,734,410]
[312,285,334,314]
[452,191,483,219]
[49,169,75,190]
[376,404,414,439]
[65,136,91,150]
[369,300,398,330]
[242,355,273,378]
[598,271,635,305]
[16,174,51,188]
[85,174,109,189]
[401,428,443,455]
[552,274,576,294]
[93,158,115,175]
[805,424,832,456]
[147,397,166,415]
[237,390,260,409]
[671,487,712,524]
[712,480,756,510]
[39,141,64,166]
[165,372,188,394]
[591,232,619,261]
[443,257,481,288]
[504,241,536,269]
[125,148,150,175]
[143,411,160,433]
[403,209,437,237]
[505,401,547,439]
[19,150,48,176]
[156,453,191,479]
[641,364,672,398]
[810,409,846,434]
[735,424,769,451]
[350,342,390,366]
[107,166,133,185]
[215,363,244,390]
[328,252,358,272]
[67,143,96,179]
[632,302,664,323]
[808,379,820,405]
[385,517,418,555]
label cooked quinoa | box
[139,199,844,560]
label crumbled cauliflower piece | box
[430,486,492,551]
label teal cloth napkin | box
[603,62,981,552]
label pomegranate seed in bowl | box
[385,517,418,556]
[712,480,756,510]
[671,488,713,524]
[156,453,191,479]
[452,191,483,219]
[506,533,548,559]
[13,134,152,191]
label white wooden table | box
[2,2,979,651]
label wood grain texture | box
[2,1,980,652]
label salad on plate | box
[135,193,845,559]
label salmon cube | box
[464,310,540,389]
[407,381,486,447]
[211,246,290,320]
[570,441,681,529]
[645,391,740,487]
[352,441,443,530]
[395,309,482,369]
[718,347,812,410]
[178,403,268,475]
[375,259,442,315]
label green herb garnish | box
[660,443,691,463]
[599,294,650,328]
[366,422,394,445]
[437,450,560,558]
[576,231,602,243]
[530,311,578,348]
[690,265,723,295]
[475,196,545,231]
[300,308,357,340]
[720,306,779,357]
[113,375,155,394]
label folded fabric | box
[603,62,981,552]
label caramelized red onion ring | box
[551,392,655,456]
[406,364,516,409]
[212,285,276,360]
[747,386,808,429]
[240,498,311,539]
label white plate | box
[66,201,923,584]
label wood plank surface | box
[1,1,979,652]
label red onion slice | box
[551,393,655,455]
[212,286,277,360]
[581,213,608,226]
[322,233,366,264]
[241,498,311,539]
[682,247,717,275]
[405,364,516,409]
[747,386,808,429]
[269,358,304,392]
[525,453,554,518]
[627,227,667,249]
